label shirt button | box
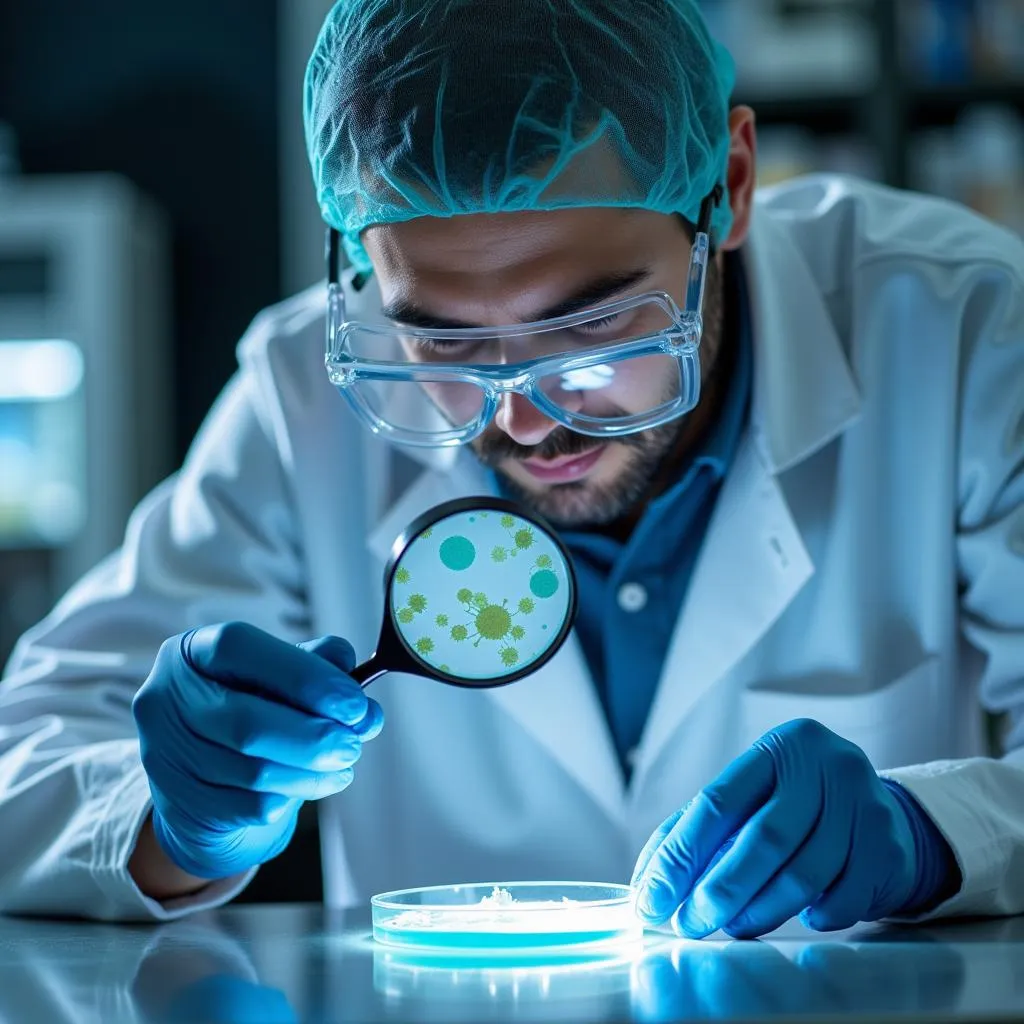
[617,582,648,613]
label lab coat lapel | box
[366,453,626,825]
[630,199,862,786]
[631,431,814,782]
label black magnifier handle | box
[350,655,388,689]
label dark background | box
[0,0,321,902]
[0,0,282,463]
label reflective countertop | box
[1,903,1023,1023]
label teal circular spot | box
[542,624,548,630]
[439,535,476,571]
[530,570,559,599]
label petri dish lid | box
[371,881,642,953]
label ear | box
[718,106,758,252]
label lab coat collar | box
[744,196,862,473]
[626,200,862,789]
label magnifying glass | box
[351,497,577,689]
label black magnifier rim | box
[381,496,579,689]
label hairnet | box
[304,0,736,273]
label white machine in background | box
[0,173,172,664]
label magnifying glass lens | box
[390,505,573,683]
[350,498,577,690]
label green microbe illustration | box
[500,646,519,667]
[435,613,449,627]
[535,554,552,569]
[500,514,515,528]
[440,535,475,571]
[440,664,450,672]
[420,528,433,539]
[397,607,414,624]
[415,637,435,655]
[530,569,559,599]
[453,590,535,653]
[408,593,428,613]
[514,528,535,551]
[456,588,473,603]
[491,546,508,563]
[394,567,411,585]
[477,604,512,640]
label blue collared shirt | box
[556,254,753,774]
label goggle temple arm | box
[326,226,348,326]
[684,184,725,316]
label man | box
[1,0,1022,938]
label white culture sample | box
[390,886,575,930]
[371,882,642,950]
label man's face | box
[362,207,723,527]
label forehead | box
[362,207,684,312]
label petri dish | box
[371,881,642,953]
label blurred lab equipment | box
[911,104,1024,236]
[901,0,1024,82]
[699,0,877,98]
[0,166,172,665]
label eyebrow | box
[380,268,654,329]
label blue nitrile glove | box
[132,622,383,879]
[631,719,961,939]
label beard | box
[473,414,683,527]
[471,257,725,528]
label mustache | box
[473,425,648,466]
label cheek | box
[574,354,679,415]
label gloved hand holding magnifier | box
[131,495,576,886]
[353,496,578,689]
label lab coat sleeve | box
[881,255,1024,920]
[0,351,312,921]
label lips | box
[520,445,606,483]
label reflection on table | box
[1,904,1023,1023]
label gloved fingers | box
[672,791,821,939]
[297,634,356,672]
[634,744,776,926]
[147,750,299,828]
[184,623,373,728]
[209,757,355,801]
[152,718,357,799]
[630,807,684,887]
[184,682,368,772]
[720,818,847,939]
[799,855,874,933]
[350,696,384,740]
[297,635,385,738]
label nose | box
[494,392,558,448]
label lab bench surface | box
[1,903,1023,1023]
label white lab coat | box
[1,175,1023,923]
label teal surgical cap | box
[304,0,737,274]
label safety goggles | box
[325,186,723,448]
